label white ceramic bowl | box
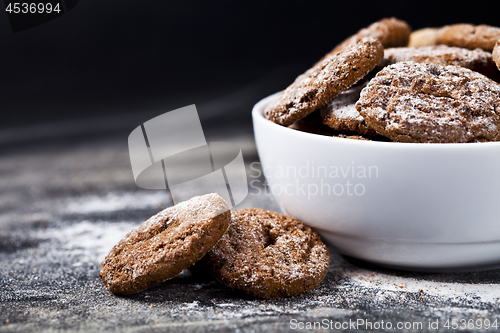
[252,93,500,272]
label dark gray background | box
[1,0,498,130]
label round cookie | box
[494,40,500,70]
[331,17,411,54]
[408,27,438,47]
[319,82,378,136]
[381,45,498,78]
[202,208,330,298]
[265,37,383,127]
[99,193,231,294]
[356,61,500,143]
[436,24,500,52]
[288,110,338,136]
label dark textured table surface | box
[1,108,500,333]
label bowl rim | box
[252,92,500,150]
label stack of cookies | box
[265,18,500,143]
[99,194,330,298]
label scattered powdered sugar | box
[265,37,383,126]
[382,45,494,72]
[22,189,500,313]
[215,303,237,307]
[347,267,500,304]
[181,301,199,309]
[205,208,330,298]
[39,220,139,262]
[62,191,170,214]
[21,211,500,321]
[357,61,500,143]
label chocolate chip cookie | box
[331,17,411,54]
[494,40,500,70]
[202,208,330,298]
[319,82,378,136]
[99,193,231,294]
[265,37,383,126]
[381,45,498,78]
[436,24,500,52]
[356,61,500,143]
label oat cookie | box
[408,27,438,47]
[99,193,231,294]
[493,40,500,70]
[436,24,500,52]
[381,45,498,78]
[356,61,500,143]
[319,82,377,136]
[265,37,383,126]
[202,208,330,298]
[331,17,411,54]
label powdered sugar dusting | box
[38,220,139,262]
[320,81,377,135]
[357,61,500,143]
[98,193,231,294]
[63,191,169,214]
[205,208,330,297]
[265,37,383,126]
[323,84,366,121]
[348,267,500,304]
[382,45,494,73]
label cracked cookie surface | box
[202,208,330,298]
[331,17,411,54]
[265,37,383,126]
[320,82,378,136]
[356,61,500,143]
[436,24,500,52]
[381,45,498,79]
[99,193,231,294]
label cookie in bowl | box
[356,61,500,143]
